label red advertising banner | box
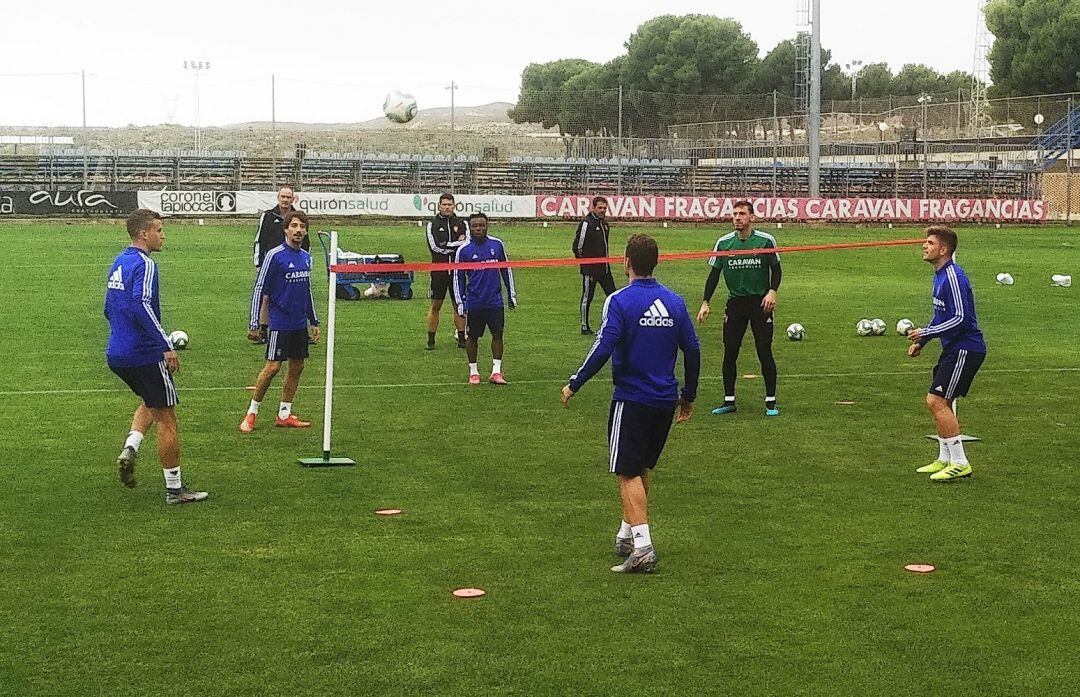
[536,196,1047,222]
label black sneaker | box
[425,341,436,351]
[581,327,595,336]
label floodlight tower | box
[807,0,821,197]
[184,60,210,153]
[969,0,991,138]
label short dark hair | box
[283,209,309,227]
[625,233,659,276]
[439,193,455,204]
[733,200,753,213]
[591,195,608,207]
[926,225,957,253]
[126,209,162,238]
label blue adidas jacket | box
[249,244,319,332]
[569,278,700,408]
[453,235,517,313]
[919,260,986,354]
[104,247,173,368]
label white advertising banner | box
[138,190,534,218]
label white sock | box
[724,396,735,403]
[124,430,144,452]
[469,363,479,376]
[278,402,292,418]
[946,438,969,466]
[631,523,652,550]
[617,520,632,540]
[163,467,182,490]
[492,358,503,374]
[937,437,949,462]
[248,399,260,416]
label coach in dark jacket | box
[573,196,616,335]
[425,192,470,350]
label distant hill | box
[0,102,562,157]
[227,102,545,133]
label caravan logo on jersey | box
[639,299,675,327]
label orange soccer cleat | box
[275,414,311,428]
[239,413,257,433]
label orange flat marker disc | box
[905,564,935,573]
[452,587,486,598]
[375,509,403,516]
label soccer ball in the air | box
[855,319,874,336]
[169,330,189,349]
[786,323,805,341]
[383,91,418,124]
[870,318,887,336]
[896,318,916,336]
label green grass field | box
[1,220,1078,696]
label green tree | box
[753,39,798,95]
[622,15,759,95]
[854,63,895,98]
[892,64,950,96]
[508,59,597,131]
[986,0,1080,95]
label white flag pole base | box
[300,229,355,468]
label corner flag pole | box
[300,229,356,467]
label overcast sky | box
[1,0,982,128]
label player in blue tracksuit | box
[105,209,207,504]
[562,233,700,574]
[241,209,320,432]
[453,212,517,385]
[907,226,987,481]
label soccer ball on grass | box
[870,318,887,336]
[168,330,189,349]
[786,323,805,341]
[855,319,874,337]
[896,318,916,336]
[383,91,418,124]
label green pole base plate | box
[298,456,356,468]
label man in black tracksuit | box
[573,196,617,335]
[425,192,470,350]
[251,186,309,343]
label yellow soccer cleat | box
[916,459,948,474]
[930,463,973,481]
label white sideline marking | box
[1,366,1077,397]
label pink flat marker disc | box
[743,373,758,379]
[905,564,935,573]
[836,400,856,405]
[374,509,403,516]
[452,587,486,598]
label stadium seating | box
[0,151,1035,198]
